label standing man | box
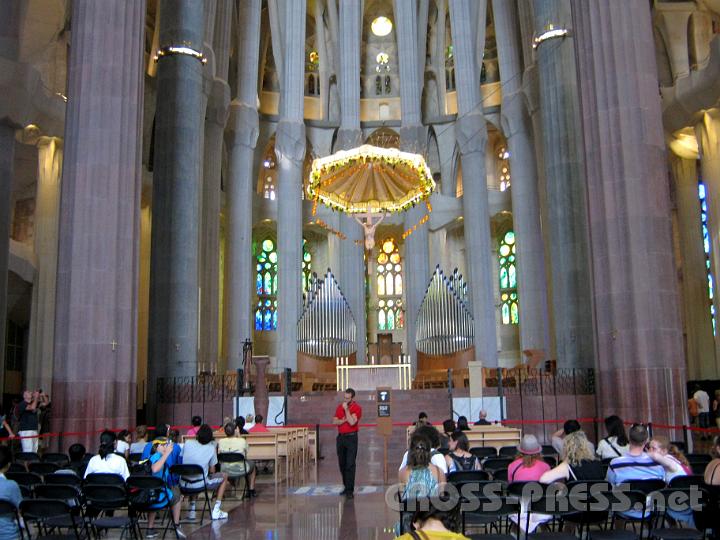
[333,388,361,499]
[17,390,47,453]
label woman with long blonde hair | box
[540,431,604,483]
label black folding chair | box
[13,452,40,470]
[20,498,85,539]
[170,463,213,525]
[44,473,83,487]
[33,483,89,537]
[42,453,71,467]
[218,452,251,499]
[84,484,137,539]
[470,447,498,459]
[543,456,558,468]
[29,462,60,476]
[448,470,491,486]
[85,473,126,487]
[525,488,580,540]
[126,474,180,540]
[484,458,513,474]
[128,453,142,466]
[6,471,43,494]
[499,446,517,458]
[463,494,520,539]
[0,499,26,540]
[648,487,706,540]
[493,469,509,483]
[542,445,558,456]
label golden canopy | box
[307,144,435,214]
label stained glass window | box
[255,238,278,331]
[499,230,518,325]
[377,238,404,330]
[699,181,716,334]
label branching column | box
[225,0,262,370]
[26,137,63,391]
[492,0,550,354]
[671,154,717,379]
[533,0,594,368]
[573,0,686,424]
[148,0,205,393]
[395,0,430,367]
[449,0,498,366]
[336,0,366,364]
[696,111,720,370]
[52,0,144,444]
[275,0,307,371]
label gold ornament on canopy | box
[307,144,435,215]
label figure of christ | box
[354,210,386,251]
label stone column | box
[198,83,229,372]
[671,155,717,379]
[0,123,16,394]
[448,0,498,367]
[394,0,430,366]
[197,0,232,373]
[696,111,720,369]
[275,1,307,371]
[26,137,63,391]
[533,0,594,368]
[573,0,686,424]
[336,0,366,364]
[225,0,262,370]
[52,0,144,445]
[148,0,205,397]
[493,0,550,354]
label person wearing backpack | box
[144,438,185,539]
[595,415,629,460]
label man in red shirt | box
[333,388,361,498]
[248,414,270,433]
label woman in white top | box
[115,429,131,459]
[647,436,691,482]
[84,430,130,481]
[596,415,629,460]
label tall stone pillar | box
[52,0,144,445]
[0,123,16,394]
[671,155,717,379]
[275,1,307,371]
[395,0,430,367]
[198,84,229,372]
[448,0,498,367]
[148,0,205,400]
[573,0,686,424]
[533,0,594,368]
[336,0,366,364]
[493,0,550,355]
[226,0,261,370]
[696,111,720,369]
[26,137,63,391]
[198,0,232,373]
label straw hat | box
[517,434,542,455]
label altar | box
[336,357,412,390]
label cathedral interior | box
[2,0,720,439]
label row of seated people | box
[0,419,262,539]
[394,417,720,539]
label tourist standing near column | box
[333,388,361,498]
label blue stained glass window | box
[255,238,278,332]
[499,229,518,325]
[699,179,716,334]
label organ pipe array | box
[297,269,357,357]
[416,265,474,355]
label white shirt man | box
[694,388,710,413]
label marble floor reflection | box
[183,459,398,539]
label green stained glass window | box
[499,229,518,325]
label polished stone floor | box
[178,456,398,539]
